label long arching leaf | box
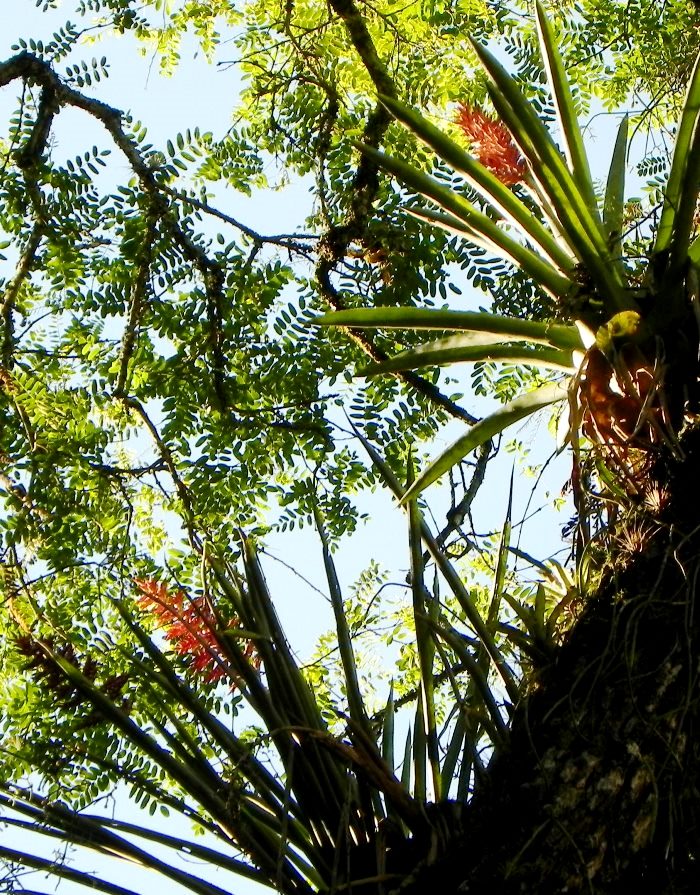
[404,204,512,258]
[312,307,583,350]
[400,380,570,502]
[668,116,700,278]
[359,338,576,376]
[603,114,629,269]
[312,494,375,741]
[470,39,634,313]
[654,50,700,256]
[406,451,441,800]
[535,1,600,221]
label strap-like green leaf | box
[401,726,413,791]
[0,798,249,895]
[654,50,700,256]
[312,306,584,350]
[603,114,629,267]
[668,116,700,278]
[406,203,511,259]
[407,451,441,800]
[400,380,569,502]
[0,845,144,895]
[382,684,396,770]
[489,477,512,630]
[535,1,600,222]
[359,338,576,375]
[312,495,375,742]
[412,690,427,801]
[440,709,467,792]
[406,204,579,288]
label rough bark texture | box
[397,427,700,893]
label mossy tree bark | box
[392,430,700,894]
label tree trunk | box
[403,429,700,893]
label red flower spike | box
[134,578,259,685]
[456,104,526,186]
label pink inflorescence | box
[135,578,257,685]
[456,104,526,186]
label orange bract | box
[456,104,526,186]
[578,347,659,449]
[134,578,258,685]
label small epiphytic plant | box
[4,481,549,895]
[313,1,700,501]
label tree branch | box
[315,4,477,424]
[160,184,318,254]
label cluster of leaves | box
[1,443,573,894]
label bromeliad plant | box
[314,1,700,501]
[2,472,556,894]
